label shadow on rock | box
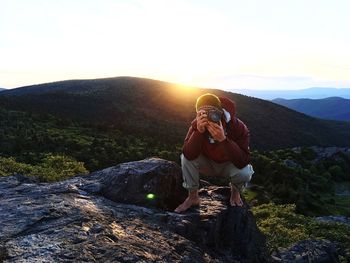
[1,157,272,262]
[86,158,188,211]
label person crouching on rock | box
[174,93,254,213]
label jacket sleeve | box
[220,120,251,169]
[182,119,206,160]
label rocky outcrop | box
[292,146,350,164]
[90,158,188,210]
[0,158,270,262]
[315,216,350,225]
[283,159,301,169]
[310,146,350,159]
[271,239,340,263]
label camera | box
[201,106,223,123]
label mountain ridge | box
[272,97,350,121]
[233,87,350,100]
[1,76,350,150]
[0,76,170,96]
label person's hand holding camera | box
[196,110,208,133]
[207,121,226,142]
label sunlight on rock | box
[110,221,128,238]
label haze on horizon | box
[1,0,350,91]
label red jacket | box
[182,97,251,169]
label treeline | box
[0,108,182,172]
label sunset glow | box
[1,0,350,90]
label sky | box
[1,0,350,90]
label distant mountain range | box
[272,97,350,121]
[0,88,5,92]
[233,87,350,100]
[1,77,350,150]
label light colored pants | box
[181,153,254,192]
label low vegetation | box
[0,154,87,182]
[252,203,350,259]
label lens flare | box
[146,193,155,200]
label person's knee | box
[180,153,186,162]
[181,153,202,168]
[240,164,254,182]
[231,164,254,183]
[181,153,191,163]
[181,153,191,168]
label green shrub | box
[252,203,308,251]
[0,154,88,182]
[0,156,32,176]
[30,154,88,182]
[252,202,350,256]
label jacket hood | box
[219,97,236,118]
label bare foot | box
[230,184,243,206]
[174,197,200,213]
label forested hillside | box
[1,77,350,150]
[0,107,180,171]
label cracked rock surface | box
[0,158,269,262]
